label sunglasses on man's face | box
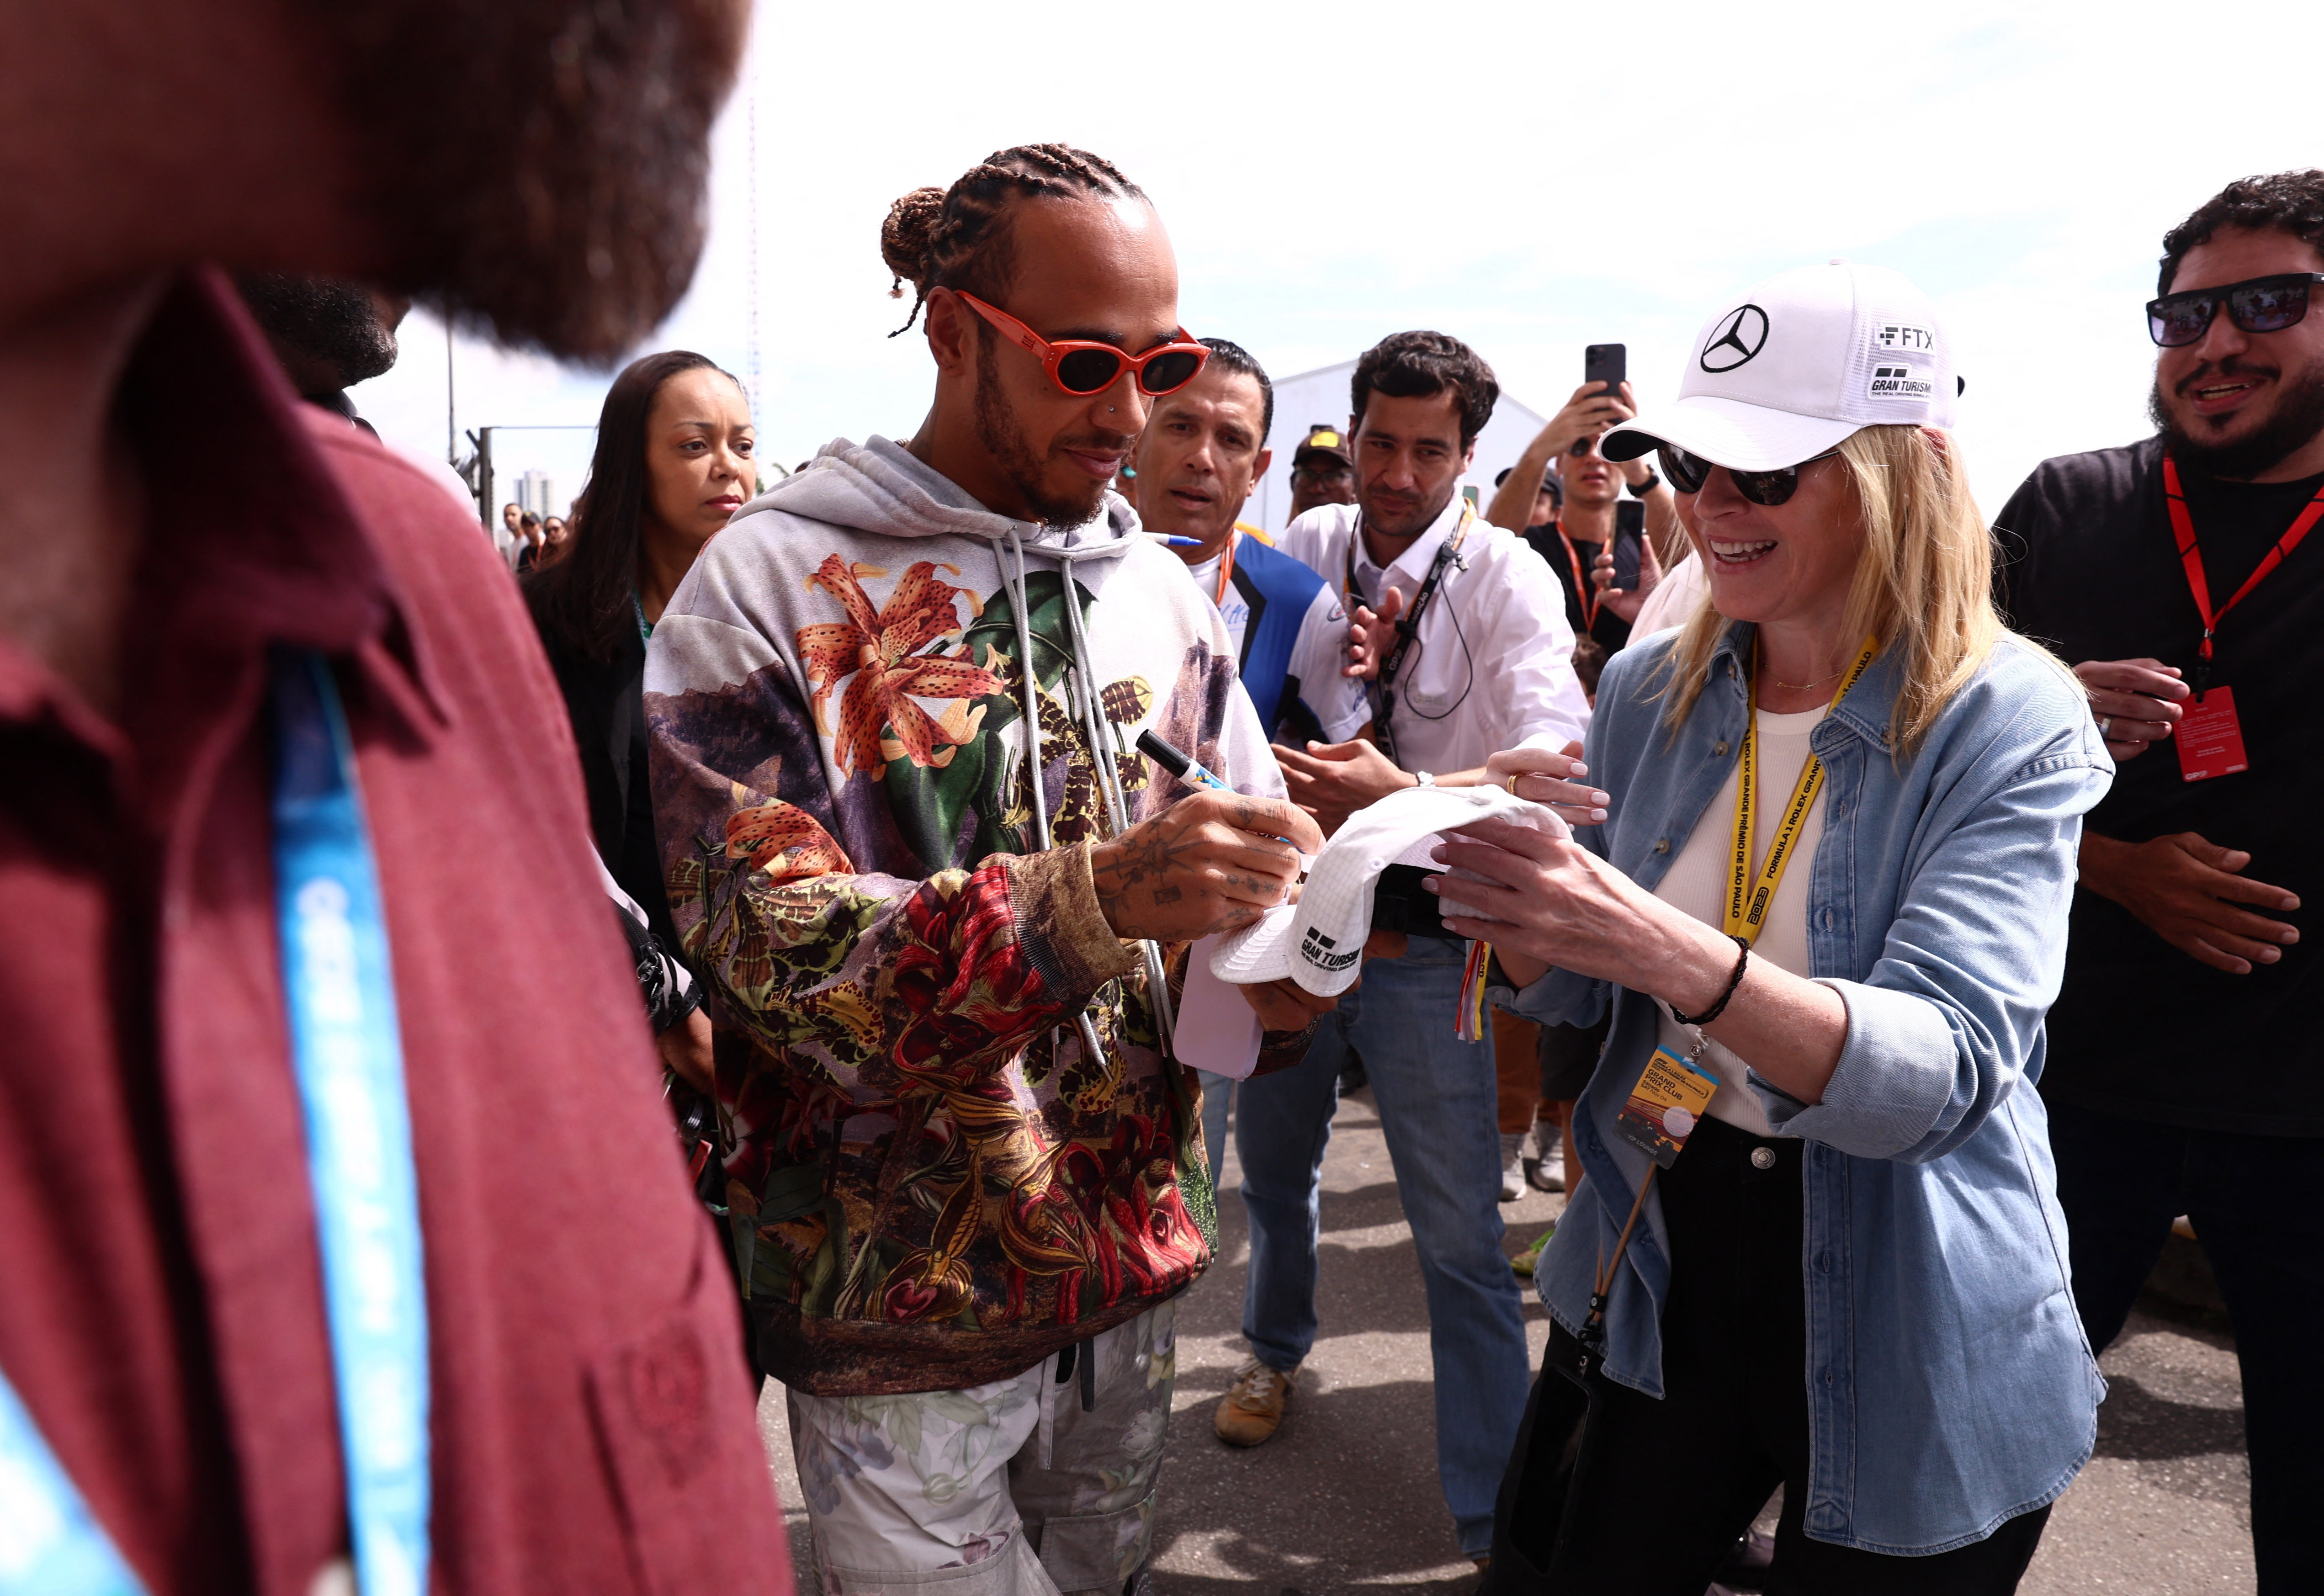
[1657,443,1840,507]
[955,291,1209,398]
[2146,272,2324,348]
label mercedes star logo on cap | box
[1699,304,1770,373]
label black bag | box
[1480,1167,1658,1592]
[1480,1323,1611,1591]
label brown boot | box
[1213,1358,1297,1447]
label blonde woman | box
[1438,264,2111,1595]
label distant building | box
[515,469,556,519]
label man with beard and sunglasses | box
[1216,332,1594,1565]
[0,2,794,1593]
[645,145,1340,1595]
[1994,169,2324,1586]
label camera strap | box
[1346,504,1473,765]
[0,651,434,1596]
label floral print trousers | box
[788,1304,1177,1595]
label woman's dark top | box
[521,586,679,958]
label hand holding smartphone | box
[1583,343,1627,404]
[1611,501,1646,591]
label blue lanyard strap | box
[0,651,430,1596]
[270,649,432,1596]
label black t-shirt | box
[1524,522,1634,654]
[1994,434,2324,1134]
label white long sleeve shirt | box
[1278,494,1589,773]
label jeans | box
[2048,1100,2324,1594]
[1198,1069,1233,1190]
[1235,938,1528,1556]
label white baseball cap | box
[1603,260,1959,472]
[1209,784,1568,997]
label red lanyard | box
[2164,453,2324,694]
[1212,530,1238,606]
[1555,520,1598,632]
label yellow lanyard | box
[1723,636,1880,945]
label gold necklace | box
[1767,665,1846,692]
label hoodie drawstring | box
[1000,526,1053,853]
[1058,562,1178,1060]
[989,528,1179,1061]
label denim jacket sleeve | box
[1766,660,2112,1161]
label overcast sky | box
[357,0,2324,524]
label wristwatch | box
[1627,470,1662,497]
[1413,770,1436,787]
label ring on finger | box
[2097,715,2113,736]
[1506,772,1520,795]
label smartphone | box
[1584,343,1627,401]
[1370,863,1454,939]
[1611,500,1646,591]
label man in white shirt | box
[1215,330,1589,1566]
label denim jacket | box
[1497,624,2113,1554]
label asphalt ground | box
[758,1086,2255,1593]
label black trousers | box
[2048,1098,2324,1594]
[1503,1117,2049,1596]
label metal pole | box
[478,427,493,531]
[445,318,456,465]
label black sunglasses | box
[1656,443,1840,506]
[2146,272,2324,348]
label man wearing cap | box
[1993,171,2324,1586]
[1214,330,1591,1569]
[1285,423,1358,523]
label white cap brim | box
[1208,785,1567,997]
[1603,395,1857,473]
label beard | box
[972,334,1116,529]
[313,0,748,364]
[233,274,399,388]
[2150,354,2324,480]
[1361,477,1456,541]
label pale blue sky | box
[358,0,2324,523]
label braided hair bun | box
[879,147,1145,337]
[881,186,947,299]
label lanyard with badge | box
[1609,634,1878,1172]
[2161,454,2324,782]
[1343,503,1474,767]
[1554,521,1599,635]
[0,651,432,1596]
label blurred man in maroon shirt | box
[0,2,792,1593]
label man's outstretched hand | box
[1346,587,1403,680]
[1272,737,1411,830]
[2081,830,2300,975]
[1091,789,1323,942]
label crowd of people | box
[5,4,2321,1595]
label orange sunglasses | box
[954,291,1210,398]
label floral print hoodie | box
[645,436,1291,1395]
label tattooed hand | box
[1090,789,1323,942]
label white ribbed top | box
[1649,705,1828,1134]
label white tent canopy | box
[1246,359,1549,536]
